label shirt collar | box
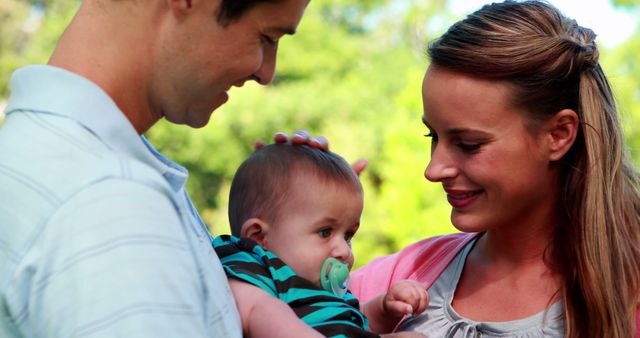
[5,65,187,192]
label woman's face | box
[422,65,557,234]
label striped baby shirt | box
[213,235,379,338]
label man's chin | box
[206,92,229,116]
[165,110,214,129]
[165,96,227,128]
[210,91,229,111]
[187,113,214,129]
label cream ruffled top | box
[396,239,565,337]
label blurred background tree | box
[1,0,638,266]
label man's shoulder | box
[0,111,177,266]
[0,111,171,201]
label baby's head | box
[229,143,363,289]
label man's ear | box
[546,109,579,161]
[240,218,270,248]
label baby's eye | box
[318,228,332,238]
[344,232,355,244]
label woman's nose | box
[424,146,459,182]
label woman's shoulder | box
[394,232,478,258]
[350,232,479,302]
[358,232,478,273]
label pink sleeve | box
[350,233,477,303]
[350,249,406,303]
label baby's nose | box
[331,240,352,263]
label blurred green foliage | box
[1,0,639,266]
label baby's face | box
[261,175,363,288]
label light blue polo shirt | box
[0,65,242,337]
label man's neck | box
[48,0,164,134]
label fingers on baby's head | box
[273,132,289,144]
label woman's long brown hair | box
[427,1,640,336]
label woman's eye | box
[458,143,481,153]
[424,132,438,143]
[318,228,331,238]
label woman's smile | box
[445,189,483,208]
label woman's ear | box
[546,109,579,161]
[167,0,198,17]
[240,218,270,248]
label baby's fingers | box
[413,289,429,314]
[393,282,429,313]
[385,300,414,316]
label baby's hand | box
[383,280,429,317]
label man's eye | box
[262,35,278,48]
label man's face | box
[153,0,310,128]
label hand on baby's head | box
[383,280,429,317]
[255,130,329,151]
[254,130,369,175]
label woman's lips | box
[445,190,482,208]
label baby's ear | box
[240,218,270,247]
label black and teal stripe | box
[213,235,379,338]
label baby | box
[214,143,428,338]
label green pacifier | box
[320,257,350,297]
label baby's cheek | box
[347,252,355,269]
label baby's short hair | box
[228,143,361,236]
